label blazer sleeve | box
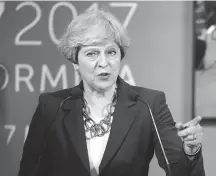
[18,94,48,176]
[152,91,205,176]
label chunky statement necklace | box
[82,87,117,140]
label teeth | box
[100,73,108,76]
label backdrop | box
[0,1,215,176]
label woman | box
[18,8,205,176]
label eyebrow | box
[82,48,98,54]
[82,44,118,51]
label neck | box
[83,82,116,107]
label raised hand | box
[175,116,203,155]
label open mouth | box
[98,73,110,79]
[98,73,110,76]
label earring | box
[73,65,79,71]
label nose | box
[98,53,108,68]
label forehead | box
[81,40,119,50]
[79,24,120,50]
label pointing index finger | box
[184,116,202,127]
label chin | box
[95,81,115,91]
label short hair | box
[58,8,131,64]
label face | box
[74,40,121,92]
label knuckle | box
[188,127,193,134]
[185,141,191,145]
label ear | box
[72,63,79,71]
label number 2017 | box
[14,2,138,46]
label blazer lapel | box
[99,77,139,174]
[61,77,140,174]
[62,85,90,173]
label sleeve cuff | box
[184,143,202,157]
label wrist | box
[183,143,202,156]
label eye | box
[108,50,116,56]
[86,51,99,57]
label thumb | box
[175,122,184,129]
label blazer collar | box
[62,76,140,174]
[63,76,139,110]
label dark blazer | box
[18,77,205,176]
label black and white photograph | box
[0,1,215,176]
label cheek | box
[79,61,96,73]
[111,60,121,72]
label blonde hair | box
[58,8,131,64]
